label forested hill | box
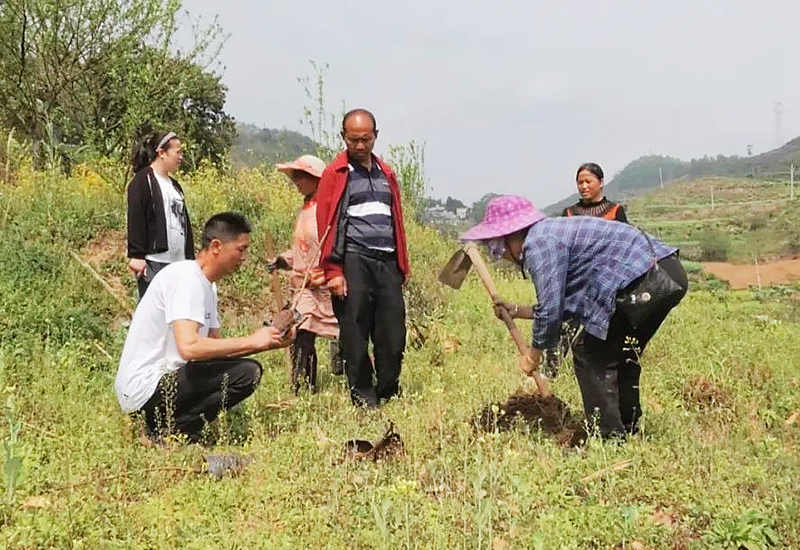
[231,123,317,169]
[544,136,800,214]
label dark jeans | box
[572,254,688,438]
[136,259,170,301]
[140,358,262,440]
[332,251,406,407]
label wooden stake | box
[754,255,762,289]
[263,227,293,377]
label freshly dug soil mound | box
[474,391,587,447]
[340,422,405,463]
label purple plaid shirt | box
[522,217,677,348]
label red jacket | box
[316,151,410,282]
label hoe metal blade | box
[438,246,474,289]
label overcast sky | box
[181,0,800,206]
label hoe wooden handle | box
[463,244,551,397]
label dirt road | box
[702,258,800,289]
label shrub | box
[697,228,731,261]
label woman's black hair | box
[131,132,180,172]
[576,162,604,181]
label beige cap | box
[275,154,326,179]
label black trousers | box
[332,251,406,407]
[572,254,688,438]
[140,358,262,440]
[136,259,169,301]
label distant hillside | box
[544,136,800,214]
[231,123,317,169]
[626,176,799,262]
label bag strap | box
[634,225,658,269]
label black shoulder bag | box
[615,229,683,330]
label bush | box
[697,228,731,261]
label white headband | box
[156,132,177,152]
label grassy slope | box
[0,166,799,548]
[626,176,800,262]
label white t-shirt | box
[146,171,187,264]
[115,260,219,412]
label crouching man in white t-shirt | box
[115,212,288,442]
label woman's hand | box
[493,301,517,320]
[518,346,543,377]
[493,300,532,320]
[266,256,290,273]
[128,258,147,279]
[308,268,326,288]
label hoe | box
[439,242,551,397]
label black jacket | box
[126,167,195,260]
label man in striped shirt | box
[316,109,410,408]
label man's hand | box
[328,275,347,297]
[518,346,543,377]
[280,326,296,348]
[249,326,284,351]
[266,256,290,273]
[128,258,147,279]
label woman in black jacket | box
[127,132,194,299]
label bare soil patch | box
[340,423,405,463]
[79,229,133,319]
[474,391,587,447]
[83,229,126,266]
[703,257,800,289]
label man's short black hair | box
[342,108,377,133]
[201,212,252,249]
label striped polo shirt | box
[344,157,395,252]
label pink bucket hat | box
[460,195,546,241]
[276,154,327,179]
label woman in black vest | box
[563,163,628,222]
[127,132,195,300]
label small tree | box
[0,0,232,168]
[470,193,500,222]
[387,140,428,218]
[298,61,342,163]
[697,228,731,261]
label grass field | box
[1,165,799,549]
